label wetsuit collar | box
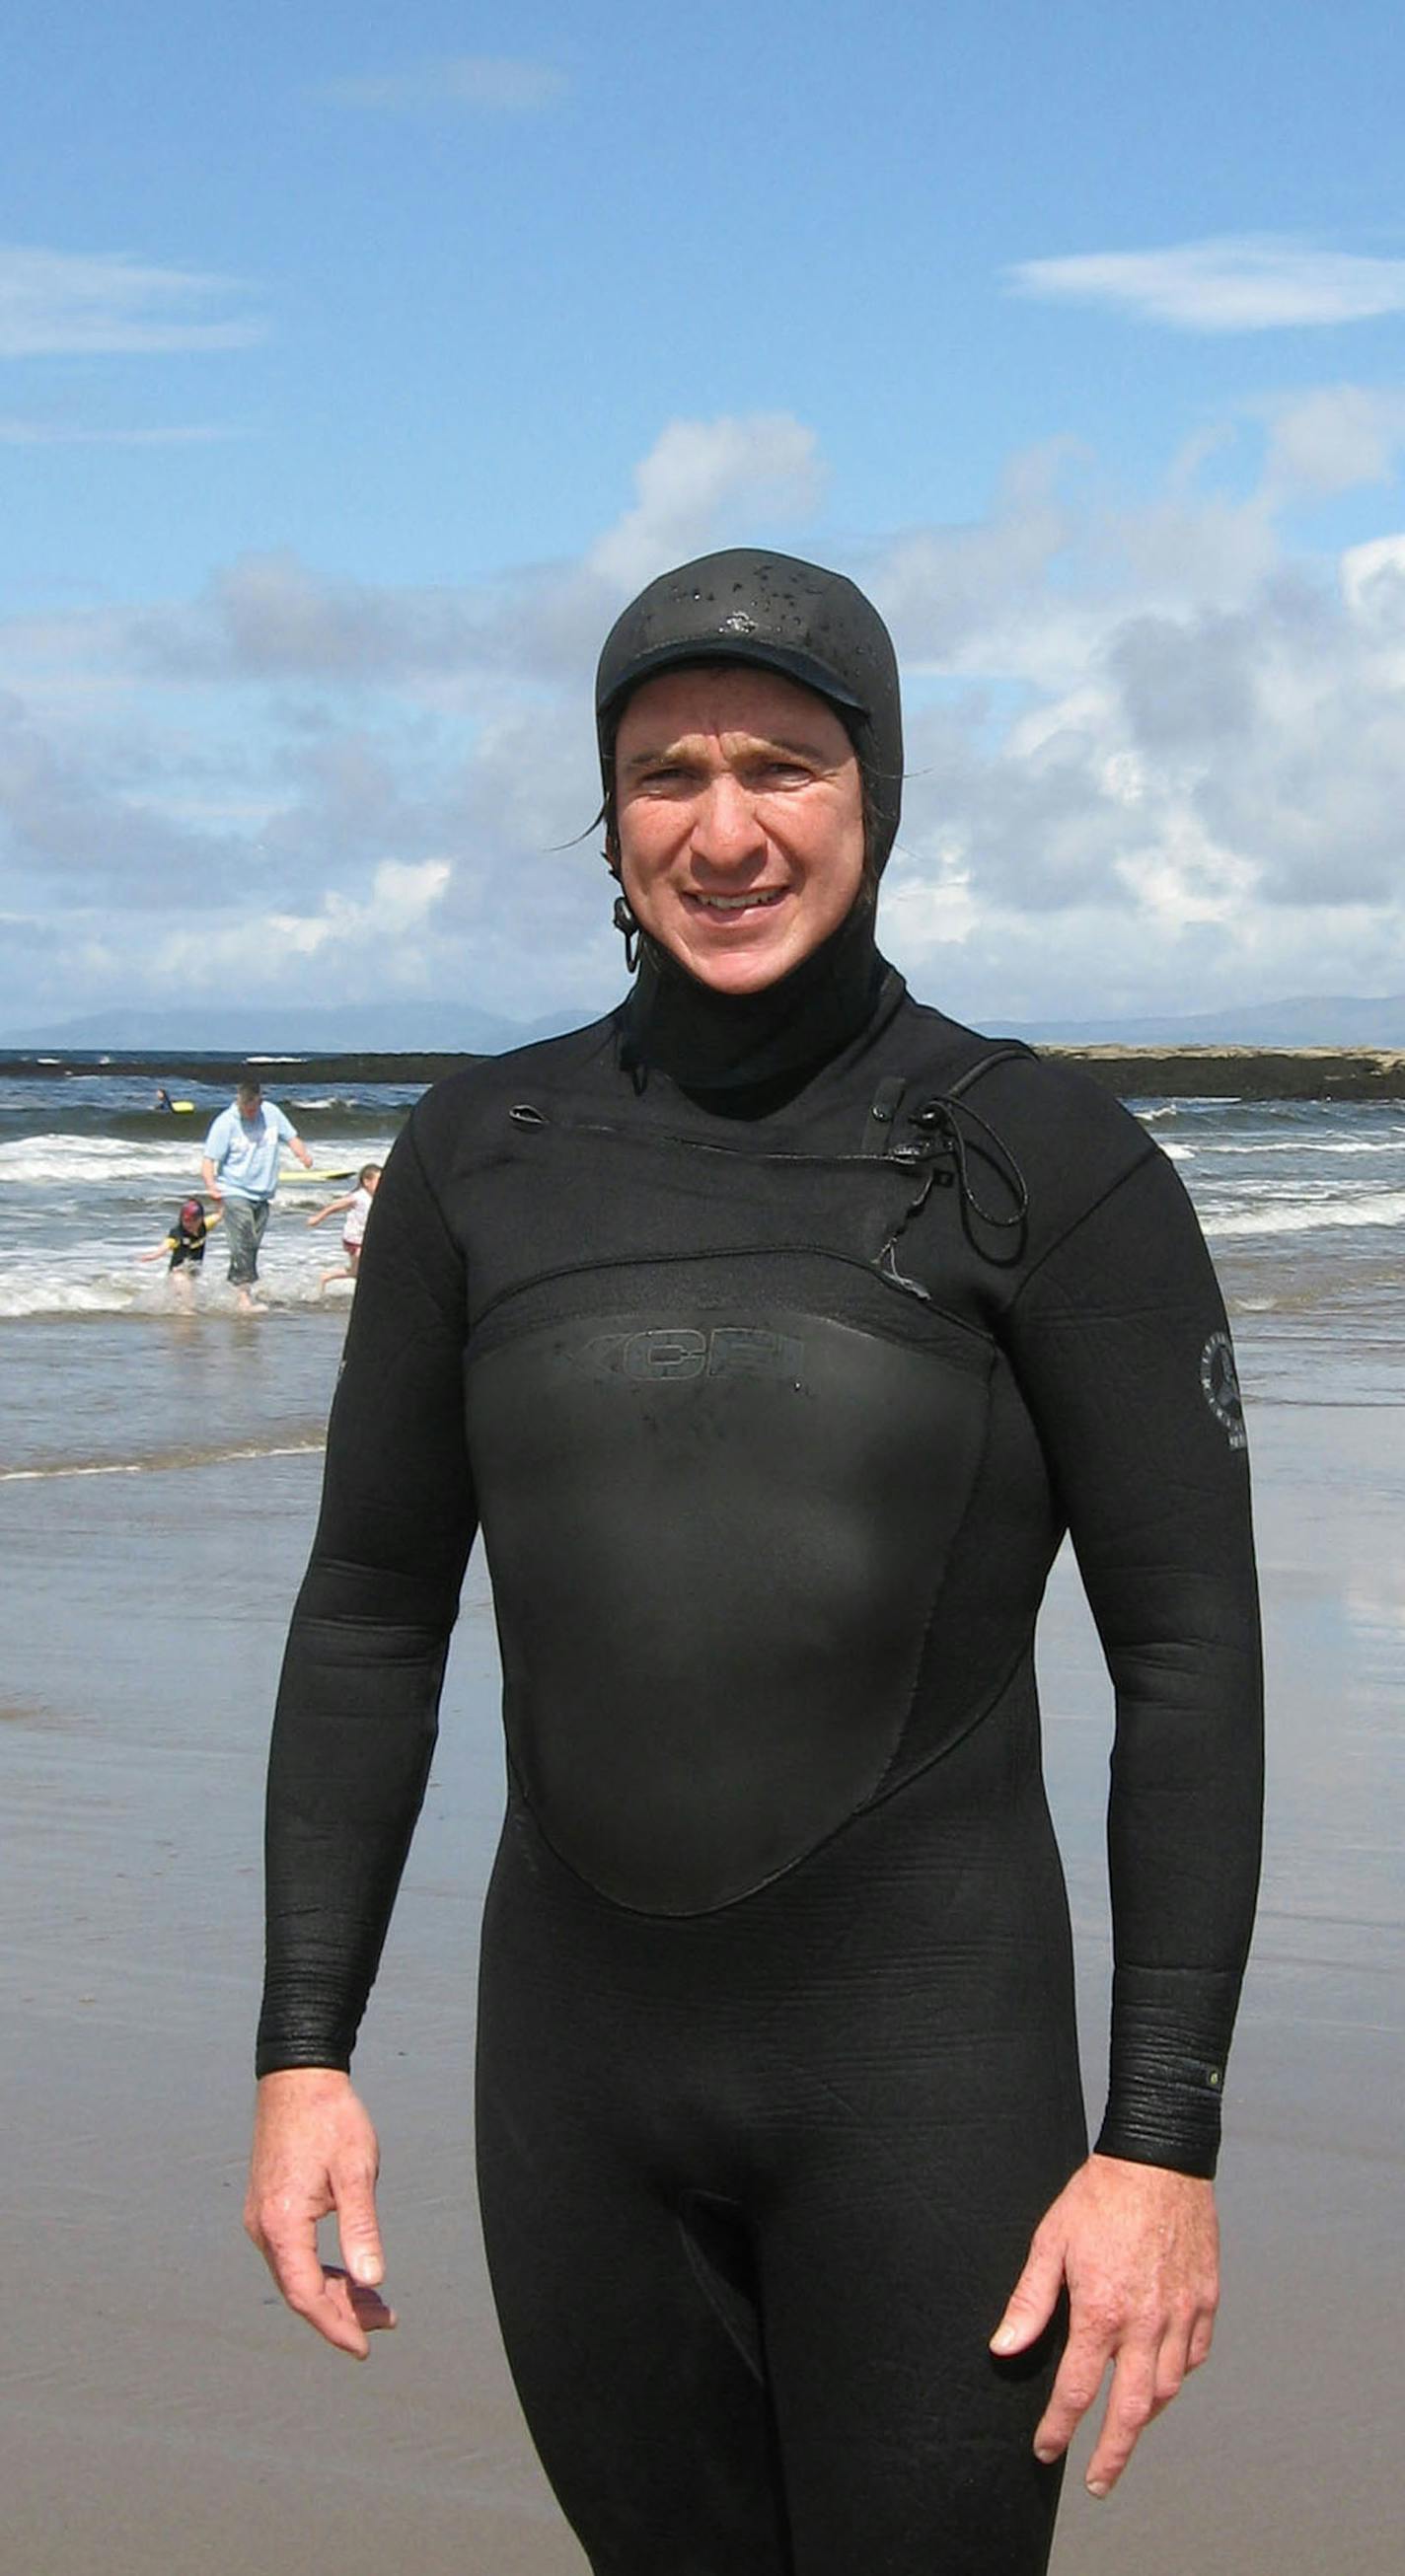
[620,902,900,1093]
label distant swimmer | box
[136,1196,222,1304]
[306,1163,381,1294]
[200,1074,314,1313]
[155,1086,195,1113]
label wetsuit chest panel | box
[464,1302,993,1913]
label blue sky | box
[4,0,1405,1033]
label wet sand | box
[2,1392,1400,2574]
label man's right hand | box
[244,2067,396,2359]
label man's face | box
[613,666,865,996]
[237,1087,262,1122]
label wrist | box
[256,2063,353,2098]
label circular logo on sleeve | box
[1200,1331,1247,1450]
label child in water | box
[307,1164,381,1293]
[137,1198,222,1303]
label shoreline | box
[6,1044,1405,1100]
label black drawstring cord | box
[612,894,641,975]
[877,1163,938,1302]
[906,1096,1029,1233]
[877,1092,1030,1290]
[610,894,651,1086]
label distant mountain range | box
[0,1000,583,1055]
[998,994,1405,1049]
[5,992,1405,1053]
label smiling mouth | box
[686,889,788,914]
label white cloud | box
[880,862,980,951]
[133,551,495,683]
[0,418,240,446]
[1114,826,1260,930]
[868,445,1076,675]
[327,56,567,113]
[0,246,264,357]
[1259,385,1405,499]
[881,892,1405,1032]
[147,861,452,989]
[1007,236,1405,332]
[1341,532,1405,634]
[587,414,825,592]
[126,413,825,686]
[6,405,1405,1030]
[273,857,452,955]
[0,686,233,904]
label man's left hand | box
[990,2152,1219,2497]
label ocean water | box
[0,1060,416,1480]
[1134,1091,1405,1408]
[2,1058,1403,1484]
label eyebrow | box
[618,732,839,777]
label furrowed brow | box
[620,731,836,775]
[751,734,837,765]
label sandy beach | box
[2,1356,1399,2576]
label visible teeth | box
[696,891,782,911]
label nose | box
[689,773,768,875]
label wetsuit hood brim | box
[595,635,867,724]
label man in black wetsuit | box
[246,552,1262,2576]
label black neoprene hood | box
[595,548,904,874]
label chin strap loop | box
[612,894,641,975]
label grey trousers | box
[222,1195,269,1286]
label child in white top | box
[307,1163,381,1294]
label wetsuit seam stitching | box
[858,1641,1036,1819]
[297,1555,463,1623]
[1004,1141,1160,1310]
[402,1112,471,1328]
[868,1372,998,1803]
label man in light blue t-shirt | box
[200,1076,313,1311]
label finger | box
[991,2237,1066,2355]
[1187,2305,1216,2371]
[307,2270,376,2359]
[1084,2346,1159,2497]
[333,2169,386,2289]
[257,2232,372,2357]
[325,2264,398,2334]
[275,2256,395,2358]
[1032,2327,1111,2463]
[1152,2318,1193,2409]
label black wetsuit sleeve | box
[256,1115,477,2077]
[1003,1144,1263,2177]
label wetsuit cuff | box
[255,2037,355,2081]
[255,1991,360,2081]
[1094,2093,1220,2178]
[1098,1960,1245,2174]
